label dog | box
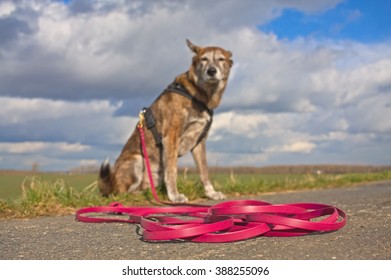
[99,39,233,203]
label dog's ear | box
[225,50,233,67]
[186,39,201,54]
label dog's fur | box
[99,40,233,203]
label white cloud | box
[0,97,117,123]
[211,111,269,138]
[0,96,137,170]
[0,0,345,101]
[266,141,316,154]
[0,141,90,154]
[0,1,15,16]
[0,96,135,145]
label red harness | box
[75,114,347,243]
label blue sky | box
[262,0,391,42]
[0,0,390,171]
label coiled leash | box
[75,110,347,243]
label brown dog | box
[99,39,233,203]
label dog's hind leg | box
[140,159,163,191]
[192,140,226,200]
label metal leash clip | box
[138,109,146,129]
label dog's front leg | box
[162,131,189,203]
[192,140,226,200]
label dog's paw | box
[169,193,189,204]
[206,191,226,200]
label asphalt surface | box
[1,181,390,260]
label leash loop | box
[76,199,347,242]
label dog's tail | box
[98,159,114,197]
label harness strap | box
[144,83,214,147]
[143,107,162,146]
[165,83,214,117]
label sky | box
[0,0,390,171]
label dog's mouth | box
[203,73,222,83]
[205,76,220,82]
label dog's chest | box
[178,112,211,156]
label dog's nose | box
[207,67,217,77]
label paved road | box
[1,182,390,260]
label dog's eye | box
[200,57,208,62]
[218,57,226,62]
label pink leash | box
[75,113,347,242]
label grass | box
[0,172,97,200]
[0,171,390,219]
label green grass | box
[0,173,97,200]
[0,171,390,219]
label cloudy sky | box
[0,0,390,171]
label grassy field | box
[0,168,390,219]
[0,172,97,200]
